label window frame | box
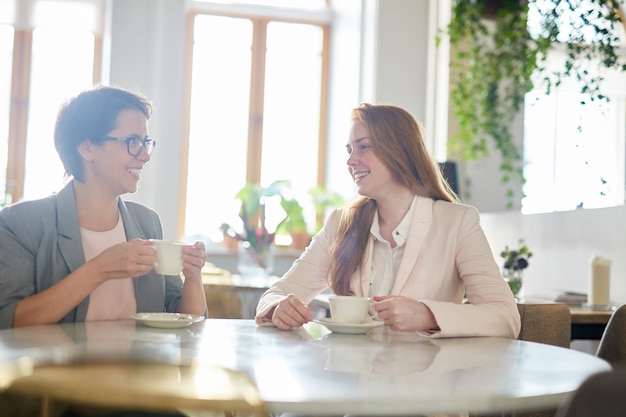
[3,27,102,205]
[178,6,331,238]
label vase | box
[503,269,524,301]
[237,241,274,278]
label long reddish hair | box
[329,104,458,295]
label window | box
[0,0,102,205]
[183,3,329,243]
[523,91,625,213]
[522,1,626,214]
[23,27,96,201]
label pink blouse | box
[82,215,136,321]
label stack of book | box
[554,291,587,305]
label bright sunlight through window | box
[184,14,323,242]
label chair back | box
[8,363,269,417]
[555,370,626,417]
[596,304,626,368]
[517,303,571,348]
[202,264,244,319]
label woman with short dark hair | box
[0,85,207,328]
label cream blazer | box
[256,196,521,339]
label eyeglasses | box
[99,135,157,157]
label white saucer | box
[131,312,204,329]
[314,318,383,335]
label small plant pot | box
[290,232,311,250]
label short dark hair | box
[54,85,152,182]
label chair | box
[554,369,626,417]
[0,357,33,390]
[596,304,626,368]
[202,264,244,319]
[517,303,571,348]
[8,363,269,417]
[205,290,244,319]
[516,303,571,417]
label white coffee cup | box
[150,240,191,275]
[328,296,372,324]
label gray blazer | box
[0,182,183,328]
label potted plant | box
[276,196,311,250]
[223,181,345,252]
[445,0,626,207]
[275,185,347,250]
[308,185,345,234]
[221,180,289,274]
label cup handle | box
[368,300,380,321]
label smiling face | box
[346,120,399,200]
[81,109,150,198]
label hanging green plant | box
[446,0,626,208]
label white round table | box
[0,318,611,416]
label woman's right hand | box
[271,294,313,330]
[93,239,157,281]
[13,240,157,327]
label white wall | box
[105,0,187,240]
[481,207,626,305]
[369,0,430,122]
[324,0,363,198]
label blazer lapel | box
[55,183,91,320]
[56,183,85,273]
[117,199,152,299]
[118,199,144,241]
[391,197,433,294]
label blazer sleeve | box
[254,210,340,325]
[0,196,81,328]
[0,204,40,328]
[419,204,521,339]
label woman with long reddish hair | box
[256,103,520,338]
